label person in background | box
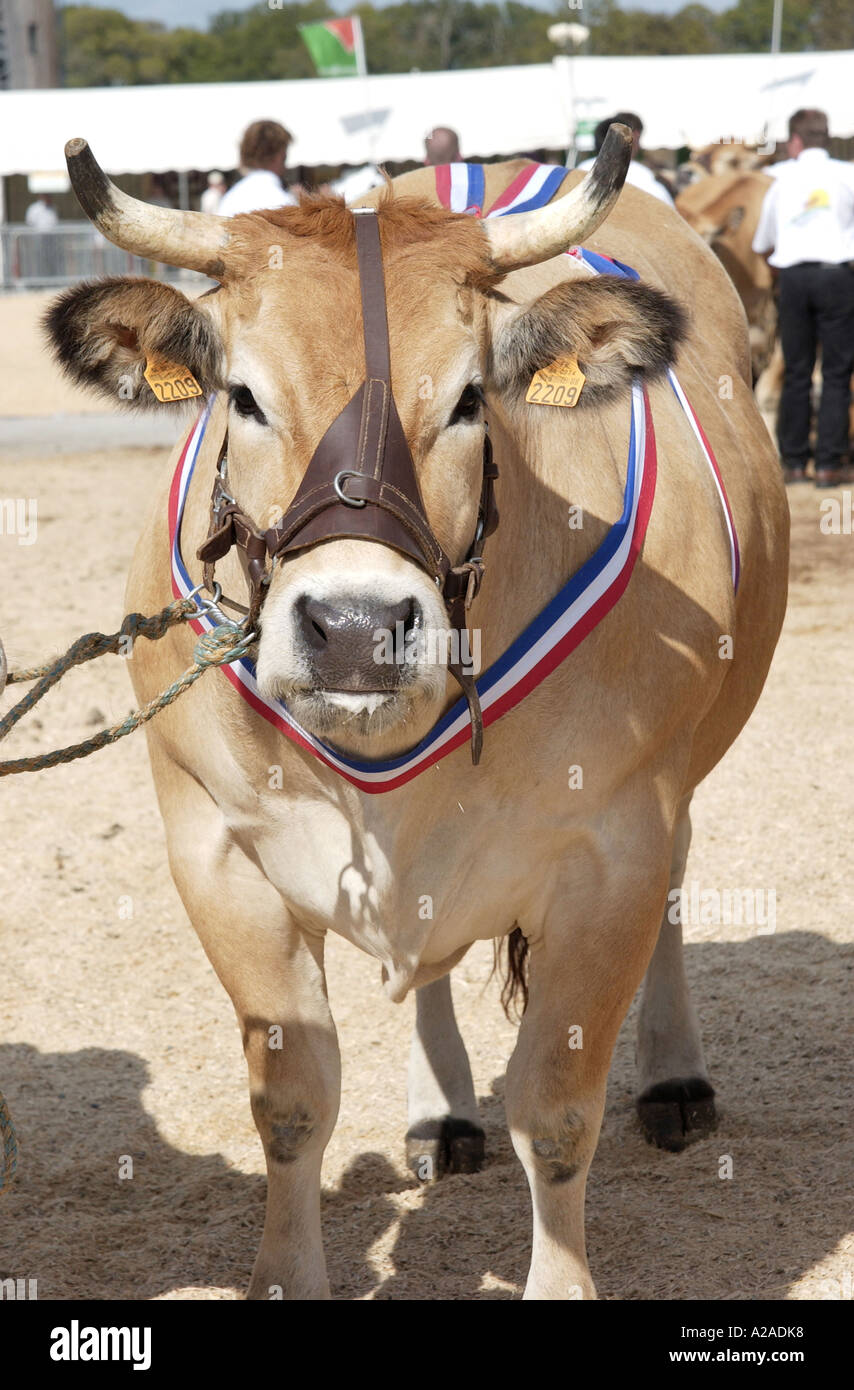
[578,114,674,207]
[752,108,854,487]
[218,120,297,216]
[201,171,226,215]
[25,194,58,229]
[424,127,461,166]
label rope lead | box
[0,604,253,777]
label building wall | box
[0,0,59,90]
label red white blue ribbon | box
[666,369,740,590]
[566,237,741,593]
[435,161,569,218]
[169,380,656,793]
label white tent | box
[0,50,852,178]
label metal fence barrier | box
[0,223,207,290]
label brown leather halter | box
[196,207,499,763]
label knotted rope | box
[0,600,254,776]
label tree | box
[57,0,854,90]
[61,7,168,86]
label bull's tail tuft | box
[493,924,529,1021]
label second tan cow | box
[677,171,776,380]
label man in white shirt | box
[752,108,854,485]
[218,120,298,217]
[577,113,674,208]
[200,171,226,215]
[25,195,58,229]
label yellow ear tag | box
[143,352,202,404]
[525,353,586,408]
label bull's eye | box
[229,383,267,425]
[448,383,484,426]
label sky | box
[65,0,735,27]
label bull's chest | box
[246,785,548,1000]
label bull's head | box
[46,131,684,760]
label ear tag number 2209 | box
[526,353,586,409]
[143,352,203,404]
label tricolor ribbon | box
[435,161,569,219]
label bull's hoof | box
[637,1077,717,1152]
[405,1118,485,1182]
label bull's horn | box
[65,138,231,279]
[485,123,633,271]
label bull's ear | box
[43,276,223,411]
[488,276,687,408]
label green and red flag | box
[299,17,366,77]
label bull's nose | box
[296,594,419,690]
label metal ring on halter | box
[217,453,235,504]
[196,581,230,622]
[333,470,368,508]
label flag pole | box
[354,16,367,79]
[771,0,783,54]
[353,17,374,166]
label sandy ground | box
[0,444,850,1302]
[0,288,851,1300]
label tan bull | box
[45,133,788,1300]
[676,171,777,380]
[674,140,773,195]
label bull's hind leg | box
[148,747,341,1300]
[405,975,485,1180]
[635,801,716,1150]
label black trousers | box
[777,262,854,470]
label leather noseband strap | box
[197,207,499,764]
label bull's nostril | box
[295,592,423,691]
[392,599,417,640]
[296,595,335,652]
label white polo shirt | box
[752,148,854,268]
[218,169,297,217]
[577,155,674,207]
[25,199,58,228]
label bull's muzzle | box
[295,593,419,693]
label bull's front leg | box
[506,867,670,1300]
[240,934,340,1302]
[148,750,340,1300]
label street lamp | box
[548,21,590,168]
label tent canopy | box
[1,50,852,177]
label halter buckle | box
[333,470,369,508]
